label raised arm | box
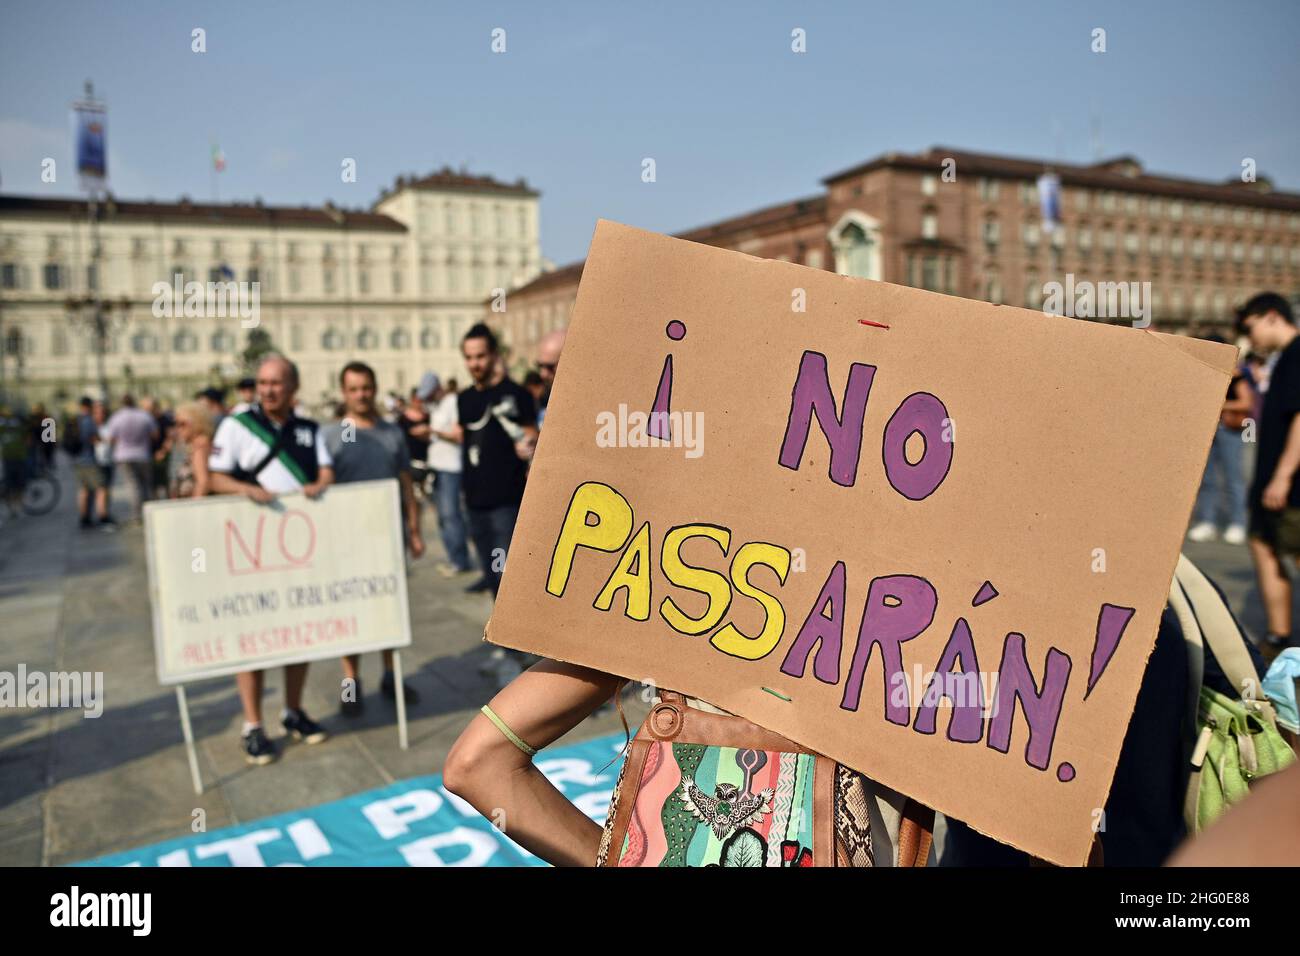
[443,659,624,867]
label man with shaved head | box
[535,327,566,430]
[209,352,335,765]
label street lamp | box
[65,292,131,400]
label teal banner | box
[77,733,626,867]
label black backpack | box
[63,416,85,457]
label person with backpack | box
[69,396,107,529]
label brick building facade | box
[496,146,1300,370]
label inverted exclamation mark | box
[649,320,686,440]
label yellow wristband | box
[480,704,537,757]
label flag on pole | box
[73,100,108,188]
[212,143,226,173]
[1037,171,1061,233]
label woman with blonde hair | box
[168,400,214,498]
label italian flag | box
[212,143,226,173]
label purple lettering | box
[778,350,876,488]
[881,392,953,501]
[840,574,937,723]
[987,633,1071,771]
[780,561,847,684]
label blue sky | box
[2,0,1297,264]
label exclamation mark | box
[1084,603,1135,701]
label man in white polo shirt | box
[209,353,335,765]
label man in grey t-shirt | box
[324,361,425,715]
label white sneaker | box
[1222,525,1247,545]
[1187,522,1217,543]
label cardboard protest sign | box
[487,220,1236,865]
[145,480,410,684]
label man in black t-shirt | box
[1238,292,1300,648]
[458,323,538,598]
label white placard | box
[145,480,411,684]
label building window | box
[921,256,939,291]
[1024,270,1042,309]
[921,174,937,197]
[43,263,66,290]
[1191,237,1206,261]
[323,268,336,294]
[247,267,261,285]
[390,327,410,350]
[1124,195,1139,215]
[86,264,99,291]
[1170,236,1184,260]
[1149,231,1163,258]
[983,217,1000,247]
[392,269,403,295]
[322,327,344,350]
[1074,188,1089,212]
[211,329,235,353]
[3,328,25,357]
[1212,239,1227,262]
[1124,229,1140,256]
[1077,225,1093,253]
[290,324,303,351]
[358,269,370,294]
[984,272,1002,304]
[921,210,938,240]
[1,263,19,289]
[420,323,441,350]
[1023,222,1040,248]
[978,178,1000,202]
[132,238,147,258]
[357,328,378,350]
[131,331,160,354]
[51,328,69,356]
[1169,200,1184,221]
[1019,182,1037,205]
[173,330,198,353]
[288,267,301,294]
[805,249,824,270]
[833,220,881,280]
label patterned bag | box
[596,691,933,867]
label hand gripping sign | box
[486,220,1235,866]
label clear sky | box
[2,0,1297,265]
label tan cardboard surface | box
[487,220,1234,865]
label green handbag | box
[1168,554,1297,834]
